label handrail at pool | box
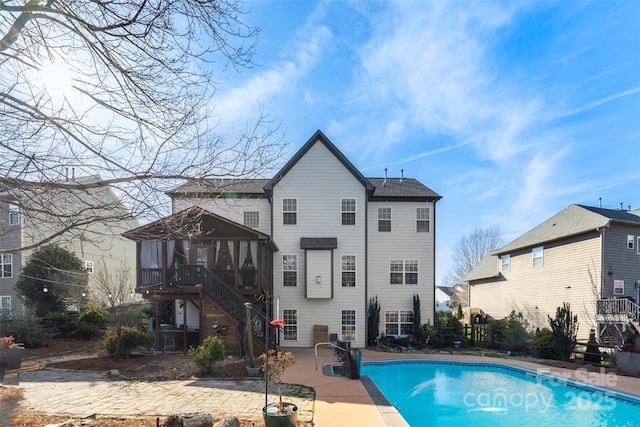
[314,341,346,370]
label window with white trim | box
[532,246,543,267]
[385,310,413,336]
[243,211,259,228]
[341,309,356,342]
[341,198,356,225]
[0,296,10,316]
[283,309,297,341]
[501,254,511,272]
[614,280,624,295]
[8,204,19,225]
[416,207,430,232]
[0,254,12,278]
[390,259,418,285]
[378,207,391,232]
[637,237,640,255]
[341,255,356,287]
[85,260,94,274]
[627,235,634,250]
[282,198,297,225]
[283,255,297,287]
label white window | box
[637,237,640,255]
[0,254,12,278]
[283,255,297,287]
[341,255,356,287]
[85,260,94,274]
[0,296,10,316]
[614,280,624,295]
[282,198,297,225]
[390,260,418,285]
[341,309,356,342]
[501,254,511,272]
[532,246,543,267]
[283,309,297,341]
[385,310,414,336]
[341,198,356,225]
[416,207,430,232]
[243,211,259,228]
[378,207,391,232]
[8,204,19,225]
[627,235,634,250]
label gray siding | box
[601,223,640,300]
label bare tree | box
[446,226,505,286]
[1,0,286,252]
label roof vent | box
[383,168,387,186]
[400,169,404,183]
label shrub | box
[531,327,555,359]
[188,336,225,374]
[41,311,77,337]
[548,302,579,361]
[489,312,531,352]
[584,328,601,364]
[0,317,49,349]
[79,301,107,329]
[103,326,153,358]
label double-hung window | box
[628,235,635,250]
[85,260,94,274]
[532,246,543,267]
[501,254,511,272]
[283,199,297,225]
[378,207,391,232]
[0,296,10,316]
[341,198,356,225]
[390,260,418,285]
[416,207,430,232]
[341,255,356,287]
[614,280,624,295]
[8,204,19,225]
[341,310,356,342]
[385,310,414,336]
[0,254,12,278]
[283,255,297,287]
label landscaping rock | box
[213,416,240,427]
[163,412,213,427]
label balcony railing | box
[597,298,640,322]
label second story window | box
[283,254,297,287]
[378,207,391,232]
[532,246,543,267]
[501,254,510,272]
[85,260,94,274]
[341,255,356,287]
[243,211,259,228]
[8,204,19,225]
[416,207,430,232]
[390,259,418,285]
[341,198,356,225]
[283,198,297,225]
[627,235,634,250]
[0,254,13,278]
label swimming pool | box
[360,360,640,426]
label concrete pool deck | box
[11,347,640,426]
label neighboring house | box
[436,284,468,312]
[0,175,140,317]
[125,130,441,353]
[466,204,640,342]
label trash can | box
[349,349,362,379]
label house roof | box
[264,129,374,194]
[166,179,270,198]
[436,286,456,297]
[367,177,441,201]
[494,204,640,255]
[464,253,500,282]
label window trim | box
[282,254,297,287]
[627,235,635,250]
[243,211,260,228]
[637,236,640,255]
[416,207,430,232]
[85,260,94,274]
[384,309,414,336]
[614,280,624,295]
[341,309,356,342]
[282,198,297,225]
[532,246,543,267]
[0,295,11,316]
[378,207,391,232]
[341,198,356,226]
[8,203,19,225]
[389,259,418,285]
[0,253,13,278]
[341,255,356,287]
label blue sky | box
[212,0,640,285]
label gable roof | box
[166,179,270,198]
[264,130,374,194]
[464,253,500,282]
[495,204,640,255]
[367,177,441,201]
[436,286,456,297]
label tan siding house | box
[466,204,640,341]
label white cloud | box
[554,87,640,119]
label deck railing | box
[597,298,640,322]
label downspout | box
[364,191,369,347]
[432,200,437,324]
[599,222,610,298]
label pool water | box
[360,361,640,427]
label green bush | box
[80,301,107,329]
[188,336,225,374]
[584,328,601,364]
[489,312,531,352]
[0,317,50,349]
[531,327,555,359]
[103,326,153,358]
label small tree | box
[548,302,579,361]
[584,328,601,364]
[260,349,295,414]
[189,336,225,374]
[367,296,380,346]
[15,244,88,316]
[412,294,422,342]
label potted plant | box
[260,348,297,427]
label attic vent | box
[383,168,387,186]
[400,169,404,182]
